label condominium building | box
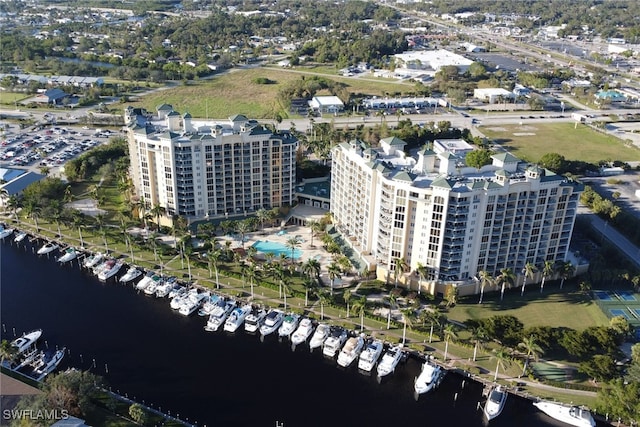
[330,137,583,296]
[127,112,297,221]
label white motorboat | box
[33,348,65,381]
[37,242,58,255]
[98,259,124,281]
[154,277,177,297]
[57,247,78,264]
[414,357,446,396]
[120,266,142,283]
[278,313,300,338]
[259,309,284,337]
[170,288,197,310]
[358,339,384,372]
[179,291,210,316]
[322,326,348,358]
[224,304,252,333]
[83,252,104,269]
[0,227,15,240]
[168,284,186,299]
[13,231,28,243]
[337,334,365,368]
[483,384,508,421]
[205,298,237,331]
[309,323,330,351]
[533,401,595,427]
[198,294,222,316]
[377,344,404,378]
[11,329,43,355]
[143,274,164,295]
[244,308,267,333]
[136,271,157,291]
[291,318,315,346]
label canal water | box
[0,240,599,427]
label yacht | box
[143,274,164,295]
[170,288,197,310]
[483,384,508,421]
[179,291,210,316]
[259,309,285,337]
[278,313,301,339]
[13,231,28,243]
[322,326,348,358]
[136,271,157,291]
[414,357,446,396]
[11,329,43,355]
[0,227,14,240]
[57,248,78,264]
[119,266,143,284]
[223,304,252,333]
[244,308,267,333]
[168,284,187,299]
[98,259,124,281]
[337,334,365,368]
[154,277,177,297]
[37,242,58,255]
[33,348,66,381]
[358,339,384,372]
[377,344,404,378]
[83,252,104,269]
[309,323,330,351]
[205,298,237,331]
[533,401,596,427]
[291,318,315,346]
[198,294,222,316]
[92,259,113,276]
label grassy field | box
[125,67,414,119]
[0,91,30,106]
[480,122,640,163]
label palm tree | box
[281,277,292,310]
[327,262,341,294]
[352,296,368,331]
[301,258,321,306]
[540,260,554,293]
[470,325,489,362]
[246,262,261,298]
[401,308,415,345]
[256,208,270,233]
[343,289,352,318]
[559,261,575,290]
[6,195,20,222]
[307,219,322,248]
[521,262,537,296]
[442,323,458,362]
[491,347,512,381]
[0,340,18,366]
[150,204,166,231]
[23,200,41,232]
[393,257,408,288]
[285,235,302,264]
[416,263,428,295]
[148,231,159,261]
[208,249,221,288]
[478,270,493,304]
[518,335,544,377]
[94,213,108,252]
[273,262,286,298]
[386,292,398,330]
[235,219,251,250]
[496,268,515,302]
[315,290,330,320]
[71,210,86,248]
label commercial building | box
[330,137,583,296]
[394,49,474,76]
[127,112,297,223]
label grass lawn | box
[0,91,30,105]
[448,283,609,331]
[480,122,640,163]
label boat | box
[143,274,164,295]
[223,304,252,333]
[83,252,104,269]
[377,344,404,378]
[11,329,43,355]
[168,284,186,299]
[92,258,113,276]
[36,242,58,255]
[136,271,158,291]
[32,348,66,381]
[13,231,28,243]
[337,334,365,368]
[179,291,210,316]
[57,247,78,264]
[119,266,143,283]
[309,323,330,351]
[414,357,446,396]
[0,227,15,240]
[154,277,177,297]
[277,313,300,338]
[98,259,124,281]
[259,309,284,337]
[170,288,197,310]
[204,298,236,331]
[322,326,348,358]
[291,318,315,346]
[244,308,267,333]
[358,339,384,372]
[533,400,595,427]
[198,294,222,316]
[483,384,508,421]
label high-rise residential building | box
[330,137,583,296]
[127,111,297,221]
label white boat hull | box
[533,401,595,427]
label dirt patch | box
[513,132,536,136]
[484,127,508,132]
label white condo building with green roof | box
[330,137,584,296]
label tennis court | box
[617,291,637,301]
[609,309,631,319]
[593,289,640,328]
[594,290,613,301]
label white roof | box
[312,96,344,106]
[394,49,473,69]
[473,88,514,96]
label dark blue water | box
[0,240,599,427]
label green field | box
[0,91,29,106]
[480,122,640,163]
[125,67,413,119]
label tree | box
[149,204,166,230]
[539,153,566,173]
[401,308,415,345]
[416,263,428,295]
[71,210,86,248]
[94,213,108,252]
[579,354,618,382]
[558,261,575,290]
[0,340,18,365]
[301,258,321,305]
[386,291,398,330]
[352,296,368,331]
[285,235,302,264]
[496,268,515,301]
[208,249,221,288]
[468,61,487,78]
[492,347,511,381]
[518,335,544,377]
[597,379,640,423]
[343,289,352,318]
[442,323,458,362]
[393,257,408,288]
[246,263,261,299]
[308,219,322,247]
[129,403,148,425]
[465,148,493,169]
[478,270,493,304]
[327,262,341,294]
[470,325,489,362]
[235,219,252,250]
[521,262,537,296]
[39,369,103,417]
[540,260,554,293]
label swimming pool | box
[252,240,302,259]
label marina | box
[0,234,607,427]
